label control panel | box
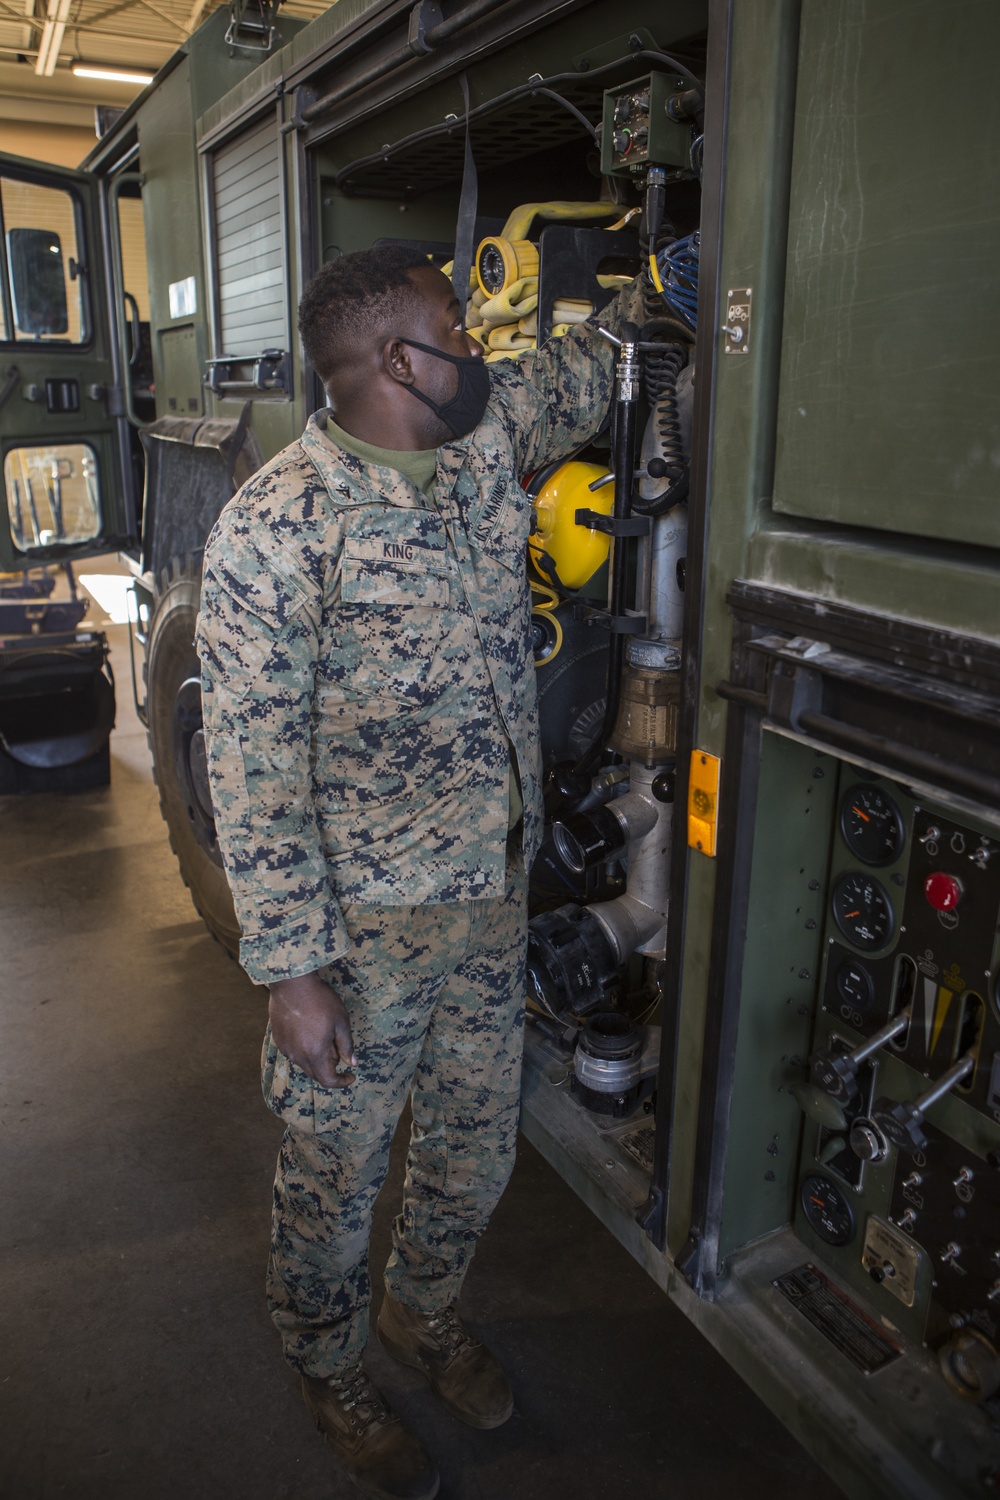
[600,72,692,176]
[792,769,1000,1403]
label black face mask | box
[397,337,491,440]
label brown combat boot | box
[301,1363,439,1500]
[376,1293,514,1430]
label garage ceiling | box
[0,0,330,118]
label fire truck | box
[1,1,999,1493]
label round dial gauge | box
[840,784,906,866]
[835,959,876,1017]
[800,1173,857,1246]
[832,872,895,951]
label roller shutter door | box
[212,116,285,356]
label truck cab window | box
[3,443,101,551]
[1,178,87,344]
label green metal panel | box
[747,524,1000,637]
[665,0,803,1253]
[318,183,465,260]
[157,326,202,415]
[684,0,802,758]
[716,734,836,1265]
[184,7,307,125]
[701,0,1000,648]
[138,61,208,422]
[772,0,1000,550]
[197,0,391,143]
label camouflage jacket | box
[196,282,644,985]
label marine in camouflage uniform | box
[195,256,644,1396]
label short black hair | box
[298,244,433,383]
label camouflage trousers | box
[261,844,527,1377]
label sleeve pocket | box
[198,565,312,702]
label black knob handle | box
[810,1048,861,1107]
[872,1097,929,1155]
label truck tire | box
[147,556,240,958]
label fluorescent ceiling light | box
[35,0,72,77]
[72,64,154,84]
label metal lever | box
[809,1008,911,1108]
[873,1051,976,1156]
[598,328,679,355]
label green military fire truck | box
[1,0,999,1493]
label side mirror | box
[7,227,69,337]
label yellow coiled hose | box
[444,200,633,363]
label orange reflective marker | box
[687,749,721,857]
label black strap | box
[225,400,253,491]
[451,73,478,319]
[573,604,649,635]
[575,508,651,537]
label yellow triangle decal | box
[930,987,954,1056]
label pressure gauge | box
[831,872,895,951]
[840,784,906,866]
[800,1173,857,1246]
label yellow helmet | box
[528,462,614,589]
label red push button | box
[924,871,963,911]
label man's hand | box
[268,971,356,1089]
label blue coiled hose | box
[656,232,700,331]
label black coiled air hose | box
[635,286,694,518]
[638,344,687,515]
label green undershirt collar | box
[326,413,438,498]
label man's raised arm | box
[488,272,649,476]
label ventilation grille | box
[336,84,607,199]
[212,115,286,356]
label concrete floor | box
[0,601,845,1500]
